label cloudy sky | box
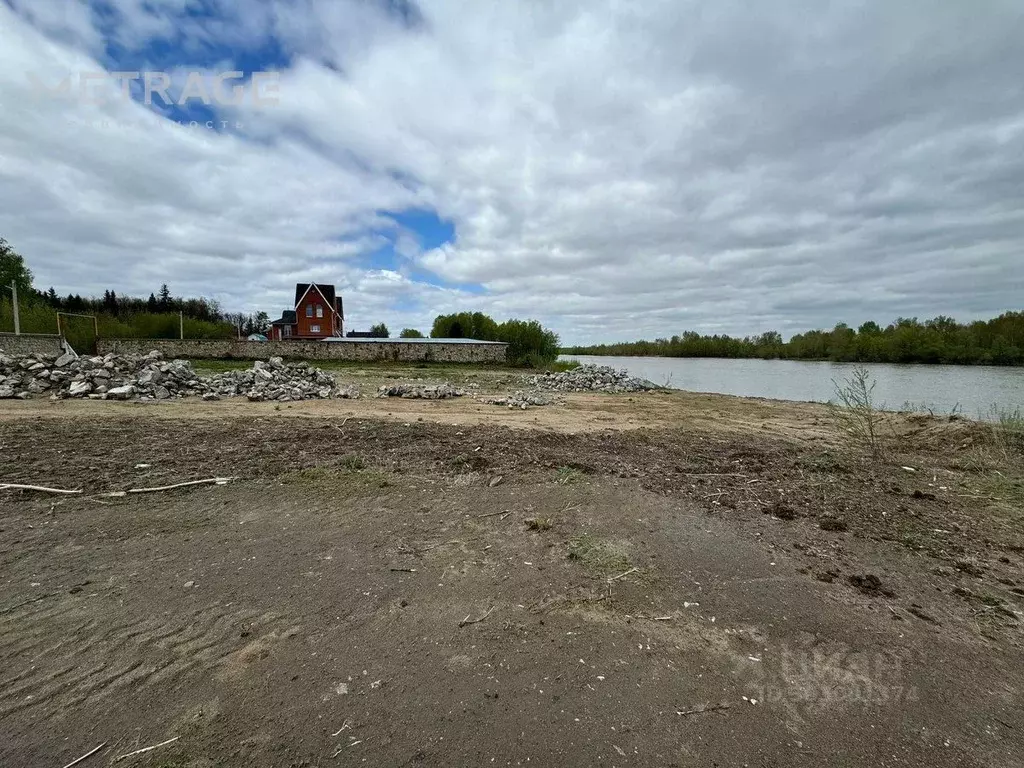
[1,1,1022,342]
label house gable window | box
[310,324,320,333]
[316,305,324,318]
[306,305,313,317]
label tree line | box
[1,237,236,346]
[431,311,559,366]
[39,284,225,324]
[563,313,1024,366]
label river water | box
[561,355,1023,418]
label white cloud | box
[2,0,1023,343]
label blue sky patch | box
[366,208,483,294]
[383,208,456,251]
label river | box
[560,355,1023,418]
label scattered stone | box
[525,364,656,393]
[376,383,464,399]
[481,391,555,409]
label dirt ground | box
[1,384,1022,767]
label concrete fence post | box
[10,282,19,335]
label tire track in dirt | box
[0,601,281,721]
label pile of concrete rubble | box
[523,364,656,393]
[0,350,355,402]
[207,358,358,401]
[376,382,464,399]
[479,391,556,410]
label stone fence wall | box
[96,338,509,364]
[0,333,65,357]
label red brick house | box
[269,283,344,340]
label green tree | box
[497,318,560,367]
[0,238,34,298]
[399,328,424,338]
[431,311,499,340]
[252,311,270,334]
[370,322,390,338]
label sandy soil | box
[0,387,1021,767]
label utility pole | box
[10,282,19,335]
[179,310,184,340]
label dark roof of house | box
[346,330,376,338]
[294,282,336,308]
[270,310,297,326]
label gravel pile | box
[0,350,355,402]
[376,382,464,399]
[524,364,656,393]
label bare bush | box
[829,366,889,461]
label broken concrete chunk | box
[68,380,93,397]
[107,384,136,400]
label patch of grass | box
[341,452,366,470]
[567,534,632,575]
[555,466,585,485]
[977,472,1024,504]
[989,405,1024,455]
[526,517,553,531]
[281,464,391,491]
[900,401,964,419]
